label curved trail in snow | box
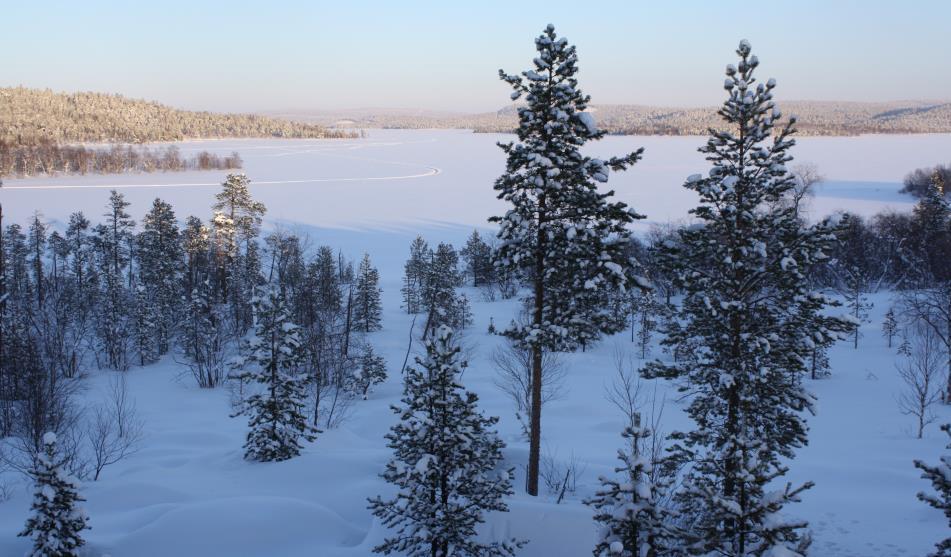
[1,165,441,190]
[2,138,443,190]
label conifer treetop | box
[498,24,643,185]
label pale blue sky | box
[2,0,948,112]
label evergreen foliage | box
[492,24,647,495]
[19,432,90,557]
[137,198,182,355]
[461,230,495,287]
[643,40,852,556]
[586,424,677,557]
[355,253,383,333]
[914,424,951,557]
[368,326,522,557]
[234,287,316,461]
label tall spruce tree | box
[354,253,382,333]
[402,235,432,314]
[19,432,89,557]
[137,198,183,355]
[643,41,852,556]
[182,215,211,295]
[234,287,316,461]
[102,190,134,280]
[914,424,951,556]
[492,24,646,495]
[212,174,265,330]
[132,285,159,366]
[313,246,343,317]
[461,230,494,287]
[421,243,471,336]
[180,280,228,388]
[368,326,522,557]
[28,212,47,305]
[94,191,135,370]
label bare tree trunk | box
[946,308,951,403]
[343,285,353,358]
[401,314,416,375]
[527,199,546,496]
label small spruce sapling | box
[20,432,90,557]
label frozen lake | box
[4,128,948,288]
[4,129,949,232]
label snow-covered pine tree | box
[454,292,474,330]
[461,229,494,287]
[402,235,432,314]
[27,212,46,305]
[101,190,135,281]
[49,230,68,289]
[898,332,913,357]
[95,190,135,370]
[808,332,833,380]
[586,422,677,557]
[5,223,32,302]
[631,291,660,359]
[210,210,235,300]
[492,24,646,495]
[132,285,159,366]
[212,174,266,330]
[19,432,89,557]
[914,423,951,556]
[182,215,211,295]
[368,326,522,557]
[837,264,872,349]
[433,242,462,288]
[642,40,853,556]
[348,343,387,400]
[65,212,94,290]
[912,171,950,259]
[420,242,470,336]
[137,197,182,355]
[402,236,433,313]
[180,280,228,388]
[234,287,316,461]
[313,246,343,318]
[234,236,264,332]
[354,253,382,333]
[882,307,899,348]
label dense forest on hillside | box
[283,100,951,136]
[0,87,357,145]
[0,87,360,178]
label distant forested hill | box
[0,87,355,145]
[278,100,951,136]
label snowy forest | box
[2,23,951,557]
[0,87,359,179]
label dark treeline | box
[0,140,243,178]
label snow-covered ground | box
[1,129,950,556]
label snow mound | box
[109,496,365,557]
